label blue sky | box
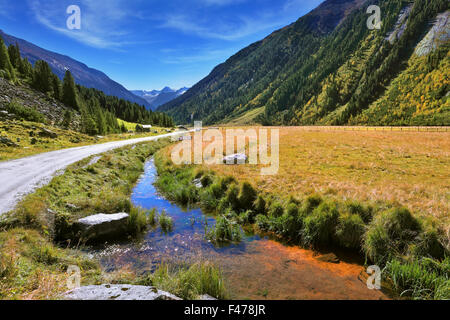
[0,0,323,90]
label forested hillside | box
[0,39,173,135]
[159,0,449,126]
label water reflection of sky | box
[90,159,261,273]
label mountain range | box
[132,87,189,111]
[159,0,449,126]
[0,30,152,110]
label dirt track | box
[0,132,183,216]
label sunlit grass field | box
[166,127,450,225]
[0,119,170,161]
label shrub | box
[335,213,365,249]
[302,194,323,215]
[255,214,270,231]
[200,174,213,187]
[408,219,447,260]
[193,168,206,179]
[253,195,267,215]
[345,200,374,224]
[268,201,284,218]
[224,184,240,212]
[206,215,242,243]
[238,182,257,211]
[199,188,220,212]
[302,202,339,247]
[6,100,46,123]
[286,203,299,218]
[363,207,422,264]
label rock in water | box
[64,284,181,300]
[315,253,340,264]
[75,213,129,241]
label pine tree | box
[61,109,72,128]
[62,70,79,110]
[52,74,61,100]
[0,38,15,80]
[32,60,53,92]
[8,43,20,68]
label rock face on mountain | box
[415,11,450,56]
[159,0,449,126]
[0,30,151,109]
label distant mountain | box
[159,0,449,126]
[132,87,188,111]
[0,30,152,110]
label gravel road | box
[0,132,183,216]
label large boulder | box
[38,128,58,138]
[74,213,129,241]
[64,284,181,300]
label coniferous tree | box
[7,43,20,68]
[52,74,61,100]
[0,38,15,80]
[32,60,53,92]
[62,70,79,110]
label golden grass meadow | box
[168,126,450,226]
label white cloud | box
[161,13,286,41]
[28,0,138,49]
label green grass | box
[205,215,242,244]
[158,210,173,233]
[385,257,450,300]
[144,262,229,300]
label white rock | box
[64,284,181,300]
[223,153,247,164]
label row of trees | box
[0,38,174,135]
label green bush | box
[302,194,323,215]
[199,188,220,212]
[238,182,257,211]
[268,201,284,218]
[286,203,299,218]
[408,219,447,260]
[6,100,46,123]
[335,213,365,249]
[200,174,213,187]
[345,200,374,224]
[302,202,339,247]
[206,215,242,243]
[224,184,240,212]
[253,195,267,215]
[255,214,270,231]
[363,207,422,264]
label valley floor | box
[192,126,450,225]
